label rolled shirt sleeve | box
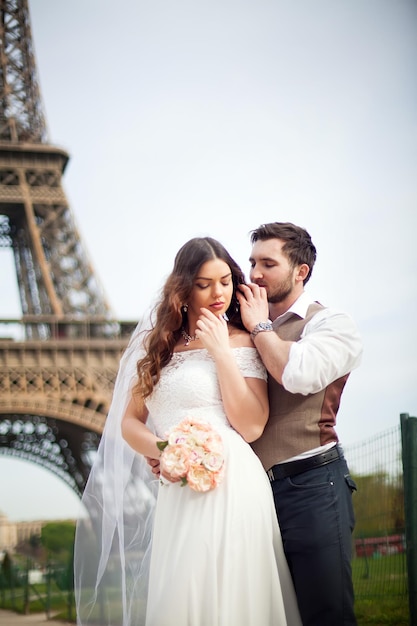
[281,308,363,395]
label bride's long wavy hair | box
[134,237,246,399]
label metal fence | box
[344,417,410,612]
[0,558,74,620]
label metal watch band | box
[250,321,273,339]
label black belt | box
[267,445,342,481]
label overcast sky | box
[0,0,416,521]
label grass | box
[0,583,74,619]
[355,597,409,626]
[352,552,409,625]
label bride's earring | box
[182,304,188,313]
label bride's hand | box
[145,456,160,477]
[160,470,181,483]
[195,308,230,357]
[146,455,180,482]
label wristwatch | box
[250,320,273,339]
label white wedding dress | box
[144,347,301,626]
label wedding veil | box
[74,312,158,626]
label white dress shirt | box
[273,291,363,396]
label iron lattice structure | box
[0,319,136,497]
[0,0,112,321]
[0,0,137,497]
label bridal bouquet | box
[157,418,225,492]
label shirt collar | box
[272,291,314,327]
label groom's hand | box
[236,283,269,334]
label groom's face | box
[249,238,298,304]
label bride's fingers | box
[198,309,228,327]
[198,307,220,322]
[160,470,180,483]
[196,317,225,335]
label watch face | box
[259,322,273,331]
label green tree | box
[41,522,75,562]
[1,551,15,586]
[352,471,404,538]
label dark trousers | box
[271,456,357,626]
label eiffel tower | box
[0,0,136,498]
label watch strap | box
[250,321,273,339]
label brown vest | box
[251,302,349,470]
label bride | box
[74,236,301,626]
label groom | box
[237,222,362,626]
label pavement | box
[0,610,71,625]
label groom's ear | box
[295,264,309,283]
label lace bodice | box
[145,347,267,438]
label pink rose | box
[188,445,206,465]
[203,451,224,473]
[160,444,190,478]
[203,435,224,456]
[187,465,217,492]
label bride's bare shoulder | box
[228,326,253,348]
